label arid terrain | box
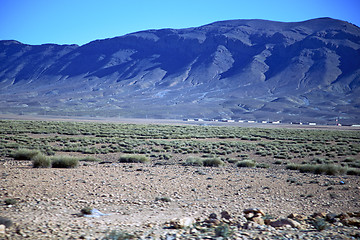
[0,118,359,239]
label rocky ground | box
[1,159,360,239]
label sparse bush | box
[236,160,256,168]
[12,149,41,160]
[225,158,238,163]
[203,158,225,167]
[183,156,204,166]
[32,154,51,168]
[256,163,270,168]
[119,154,149,163]
[346,168,360,176]
[51,155,79,168]
[287,164,347,175]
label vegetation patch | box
[183,156,204,166]
[236,160,256,168]
[32,153,52,168]
[203,157,225,167]
[51,155,79,168]
[12,148,41,160]
[286,164,348,175]
[183,156,224,167]
[119,154,149,163]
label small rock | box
[242,221,259,230]
[243,208,265,216]
[169,217,195,229]
[243,208,265,222]
[338,212,350,220]
[325,213,338,223]
[341,218,360,227]
[220,211,231,220]
[0,217,12,228]
[288,213,307,221]
[209,213,217,219]
[252,216,264,225]
[269,218,301,228]
[0,225,5,234]
[348,212,360,218]
[311,212,326,219]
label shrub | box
[183,157,224,167]
[286,164,300,170]
[12,149,41,160]
[225,158,238,163]
[51,155,79,168]
[119,154,149,163]
[256,163,270,168]
[203,158,225,167]
[32,154,51,168]
[287,164,347,175]
[183,156,204,166]
[346,168,360,176]
[236,160,256,168]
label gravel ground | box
[1,159,359,239]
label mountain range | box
[1,17,360,124]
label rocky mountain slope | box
[1,18,360,124]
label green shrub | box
[236,160,256,168]
[286,164,300,170]
[287,164,347,175]
[225,158,238,163]
[51,155,79,168]
[203,158,225,167]
[346,168,360,176]
[119,154,149,163]
[256,163,270,168]
[183,156,204,166]
[12,149,41,160]
[32,154,51,168]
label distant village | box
[183,118,360,127]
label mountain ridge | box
[1,18,360,124]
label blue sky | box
[1,0,359,46]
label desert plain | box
[0,117,359,239]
